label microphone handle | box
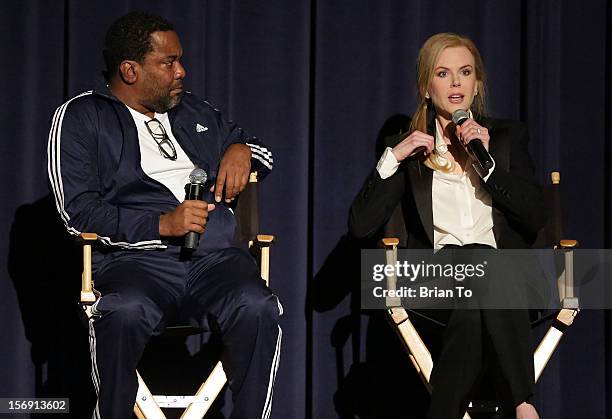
[183,182,207,250]
[467,139,493,170]
[184,231,200,250]
[410,145,427,157]
[186,182,206,201]
[453,113,493,170]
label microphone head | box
[189,167,208,185]
[451,109,470,125]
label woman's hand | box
[391,130,435,162]
[455,119,490,150]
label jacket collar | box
[92,78,123,103]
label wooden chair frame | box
[79,173,274,419]
[382,172,579,419]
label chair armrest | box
[255,234,274,244]
[79,228,275,301]
[558,239,578,249]
[382,237,400,247]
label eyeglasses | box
[144,118,177,161]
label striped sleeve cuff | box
[247,142,273,170]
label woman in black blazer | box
[350,33,544,419]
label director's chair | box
[382,171,579,418]
[79,172,274,419]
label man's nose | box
[176,61,186,79]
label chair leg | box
[135,370,166,418]
[388,309,473,419]
[130,363,228,419]
[133,403,147,419]
[388,308,434,392]
[534,308,578,381]
[180,361,227,419]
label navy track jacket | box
[47,86,273,254]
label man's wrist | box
[159,213,170,237]
[229,142,250,152]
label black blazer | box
[349,117,546,249]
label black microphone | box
[411,146,427,157]
[184,168,208,250]
[451,109,493,170]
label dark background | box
[1,0,611,418]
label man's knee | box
[237,283,282,323]
[95,293,163,333]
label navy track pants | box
[88,246,282,419]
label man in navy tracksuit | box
[47,12,281,419]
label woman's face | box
[428,46,478,121]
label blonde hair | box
[410,33,487,171]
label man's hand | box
[159,200,216,237]
[213,143,251,203]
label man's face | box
[137,30,186,113]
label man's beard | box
[141,77,183,113]
[142,89,182,114]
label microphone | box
[411,146,427,157]
[451,109,493,170]
[184,167,208,250]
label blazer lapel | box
[407,160,434,245]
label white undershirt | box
[126,106,195,202]
[376,118,497,250]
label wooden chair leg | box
[388,308,434,392]
[181,362,227,419]
[135,371,166,418]
[133,403,147,419]
[534,308,578,381]
[387,308,473,419]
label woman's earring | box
[425,92,430,99]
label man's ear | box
[118,60,139,85]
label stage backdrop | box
[1,1,611,418]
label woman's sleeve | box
[349,134,407,239]
[483,122,546,235]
